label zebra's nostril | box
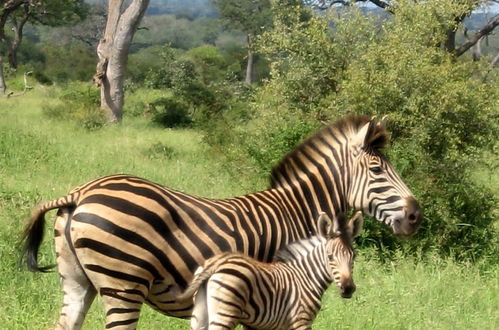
[340,283,356,298]
[409,209,421,225]
[405,197,422,225]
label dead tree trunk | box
[8,11,29,69]
[93,0,149,122]
[491,52,499,68]
[245,33,253,85]
[0,54,6,94]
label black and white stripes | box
[179,212,363,330]
[21,115,421,329]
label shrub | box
[42,82,105,130]
[124,88,171,118]
[212,1,498,261]
[32,71,53,85]
[148,97,192,127]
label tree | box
[0,0,88,94]
[93,0,150,122]
[240,3,498,260]
[56,2,107,51]
[212,0,273,84]
[304,0,499,61]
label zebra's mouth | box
[390,218,420,237]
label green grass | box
[0,88,497,329]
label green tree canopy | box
[212,0,498,261]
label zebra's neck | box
[268,126,352,227]
[284,244,333,297]
[273,236,324,262]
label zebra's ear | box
[353,120,374,148]
[377,115,388,130]
[317,212,332,238]
[348,211,364,238]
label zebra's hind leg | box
[100,288,145,329]
[54,210,96,330]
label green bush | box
[149,97,192,127]
[139,44,253,127]
[32,71,53,85]
[40,43,95,83]
[124,88,171,118]
[210,1,498,261]
[42,82,105,130]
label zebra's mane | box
[273,236,325,262]
[270,114,389,188]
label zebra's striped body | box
[179,212,363,330]
[21,115,421,329]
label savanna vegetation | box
[0,0,497,328]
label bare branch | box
[455,14,499,57]
[303,0,394,13]
[491,52,499,68]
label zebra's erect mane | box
[270,114,389,188]
[273,236,325,262]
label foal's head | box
[317,212,363,298]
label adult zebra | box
[22,115,421,329]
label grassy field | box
[0,89,497,329]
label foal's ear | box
[348,211,364,238]
[317,212,332,238]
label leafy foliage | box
[134,44,250,126]
[42,82,105,130]
[210,1,498,261]
[148,98,192,127]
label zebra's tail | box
[177,252,233,302]
[21,194,77,272]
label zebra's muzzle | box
[339,280,356,299]
[400,197,422,236]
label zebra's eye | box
[370,166,383,174]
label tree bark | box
[491,52,499,68]
[444,28,456,54]
[455,15,499,57]
[8,11,29,69]
[94,0,149,122]
[0,54,6,94]
[245,33,253,85]
[0,1,24,94]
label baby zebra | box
[178,211,364,330]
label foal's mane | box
[270,114,389,188]
[273,236,324,263]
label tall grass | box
[0,88,497,329]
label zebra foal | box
[179,211,363,330]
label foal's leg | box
[54,210,96,330]
[205,276,245,330]
[189,282,209,330]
